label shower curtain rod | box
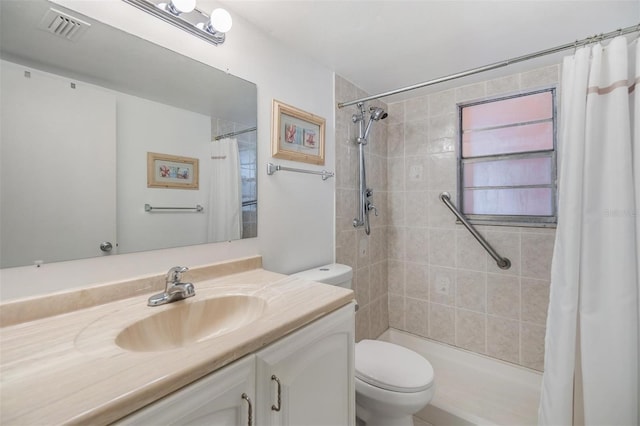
[337,23,640,108]
[213,126,257,141]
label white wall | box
[0,0,335,301]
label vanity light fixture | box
[122,0,232,46]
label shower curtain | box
[539,36,639,425]
[208,138,242,242]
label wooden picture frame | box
[271,99,326,165]
[147,152,199,190]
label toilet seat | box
[355,340,434,393]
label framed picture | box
[147,152,199,189]
[271,99,326,165]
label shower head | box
[362,107,388,140]
[369,107,388,121]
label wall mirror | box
[0,0,258,268]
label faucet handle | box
[167,266,189,282]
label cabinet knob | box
[271,375,282,412]
[241,393,253,426]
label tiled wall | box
[335,75,390,341]
[385,65,559,371]
[336,65,559,371]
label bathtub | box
[379,329,542,426]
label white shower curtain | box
[539,36,639,425]
[208,138,242,242]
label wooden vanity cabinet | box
[116,303,355,425]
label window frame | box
[457,87,558,228]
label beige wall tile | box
[355,304,370,342]
[388,294,405,329]
[336,229,356,267]
[388,192,406,226]
[428,152,457,190]
[428,190,457,229]
[521,322,546,371]
[456,229,488,272]
[387,102,405,126]
[405,262,429,300]
[456,269,486,313]
[456,309,486,353]
[428,113,456,142]
[521,278,550,325]
[455,82,486,102]
[520,65,559,89]
[405,156,430,191]
[486,74,520,96]
[404,96,429,122]
[428,89,455,117]
[487,316,520,364]
[406,298,429,337]
[404,120,429,157]
[487,273,520,320]
[388,157,406,191]
[521,232,555,280]
[353,265,371,307]
[405,191,429,228]
[428,229,456,267]
[387,123,405,158]
[388,226,406,260]
[429,303,455,345]
[406,228,429,264]
[387,259,405,295]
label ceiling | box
[215,0,639,103]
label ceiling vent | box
[37,8,91,42]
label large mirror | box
[0,0,258,268]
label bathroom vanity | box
[0,257,355,425]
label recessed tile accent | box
[456,269,486,313]
[406,298,429,337]
[429,266,456,305]
[429,303,455,345]
[405,156,430,191]
[487,316,520,364]
[521,322,546,371]
[521,278,550,325]
[456,309,486,353]
[487,273,520,320]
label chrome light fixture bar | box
[122,0,232,46]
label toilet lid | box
[355,340,434,393]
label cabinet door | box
[256,303,355,426]
[116,355,255,426]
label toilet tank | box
[291,263,353,289]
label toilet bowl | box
[355,339,434,426]
[292,264,435,426]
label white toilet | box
[292,264,435,426]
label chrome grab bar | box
[439,192,511,270]
[144,204,204,212]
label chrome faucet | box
[147,266,196,306]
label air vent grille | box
[38,8,91,41]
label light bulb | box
[209,8,232,33]
[167,0,196,14]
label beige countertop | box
[0,257,354,425]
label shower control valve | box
[366,188,373,198]
[367,203,378,217]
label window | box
[458,88,557,226]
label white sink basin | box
[115,295,267,352]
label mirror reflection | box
[0,0,258,268]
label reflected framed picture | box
[147,152,199,189]
[271,99,326,165]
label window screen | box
[459,88,557,226]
